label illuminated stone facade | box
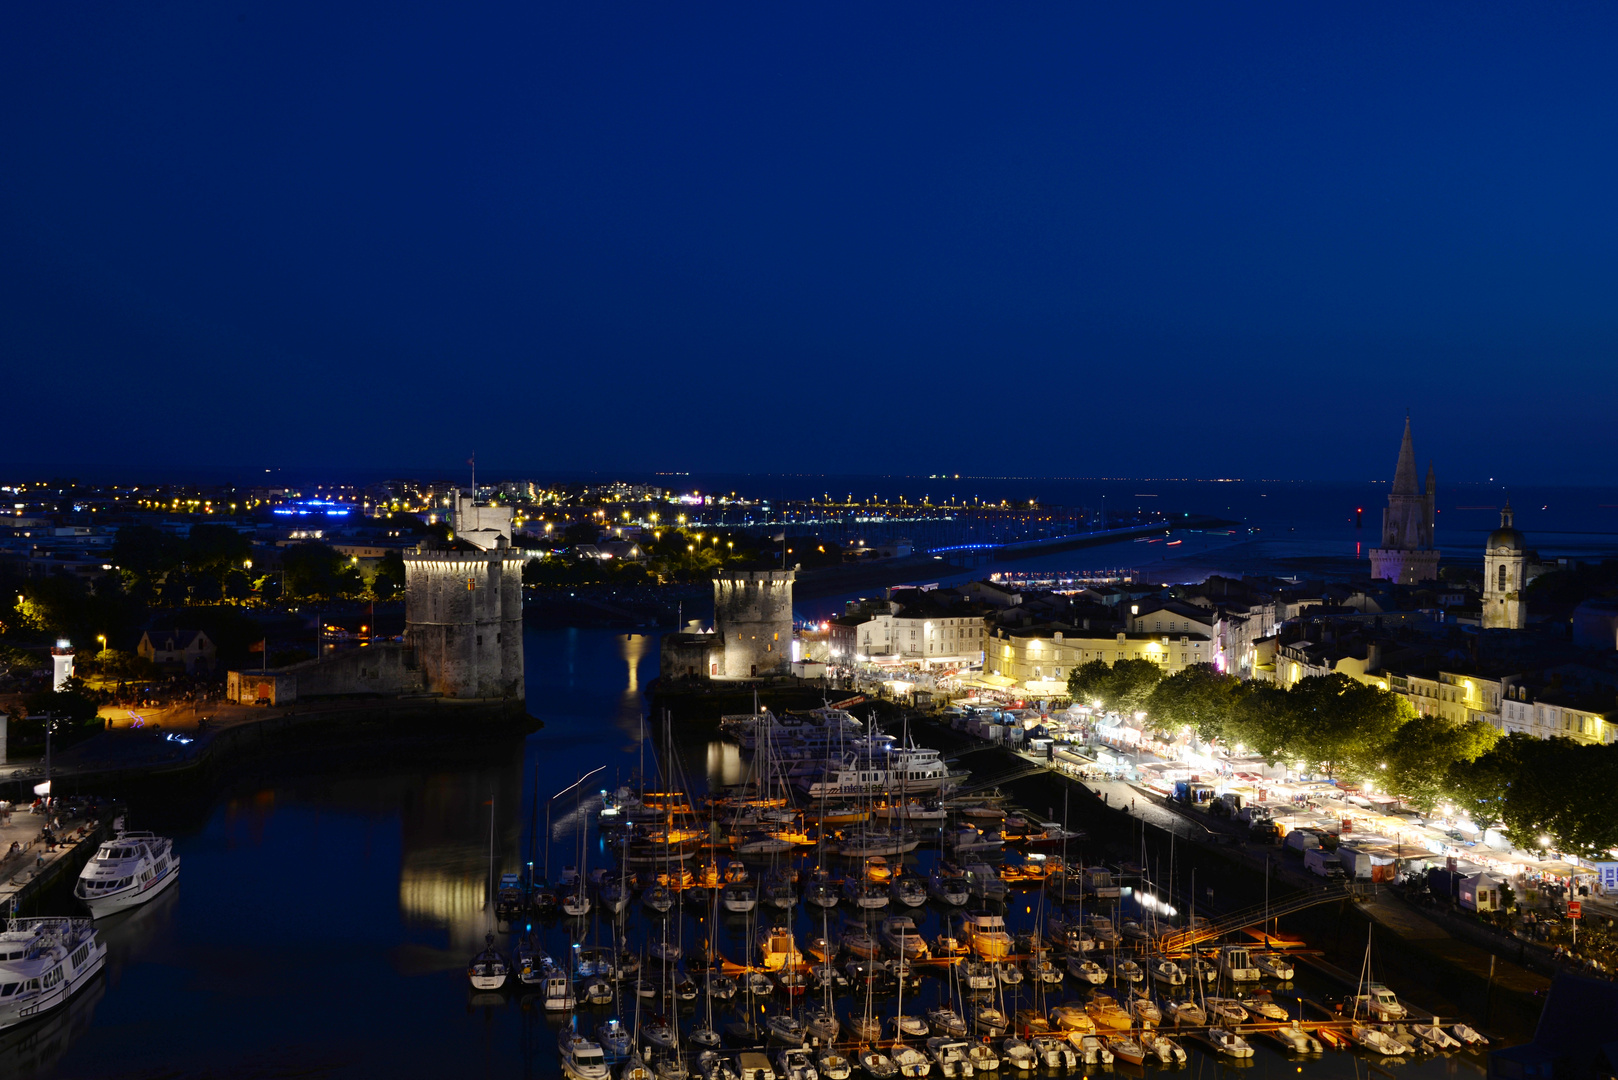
[714,569,794,678]
[403,539,525,699]
[1482,501,1528,630]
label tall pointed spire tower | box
[1368,417,1440,584]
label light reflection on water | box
[9,627,1503,1080]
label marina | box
[1,628,1503,1078]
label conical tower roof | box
[1392,417,1419,495]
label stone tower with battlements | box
[401,492,525,699]
[1368,417,1440,585]
[713,568,794,678]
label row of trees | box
[1071,658,1617,858]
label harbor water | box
[11,626,1493,1079]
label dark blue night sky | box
[4,4,1616,482]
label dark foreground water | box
[14,627,1492,1079]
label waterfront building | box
[986,623,1212,693]
[1499,677,1616,745]
[1368,417,1440,584]
[137,626,218,674]
[849,610,987,667]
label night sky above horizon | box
[6,4,1618,484]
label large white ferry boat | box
[799,744,962,798]
[720,708,865,753]
[74,831,180,918]
[0,918,106,1032]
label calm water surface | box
[18,627,1490,1079]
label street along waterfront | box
[9,626,1498,1079]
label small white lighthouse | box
[51,639,75,691]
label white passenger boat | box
[0,917,107,1033]
[561,1025,612,1080]
[74,831,179,917]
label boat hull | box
[82,860,180,918]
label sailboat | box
[468,794,510,989]
[1349,927,1409,1056]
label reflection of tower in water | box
[397,750,526,951]
[617,633,648,741]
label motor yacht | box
[999,1037,1036,1073]
[1138,1031,1187,1064]
[1348,981,1407,1020]
[958,912,1012,961]
[1350,1023,1408,1056]
[697,1052,740,1080]
[541,956,576,1010]
[774,1047,817,1080]
[1083,994,1133,1031]
[0,917,107,1033]
[1262,1022,1325,1054]
[1217,944,1261,982]
[1203,1026,1254,1059]
[924,1038,973,1079]
[1028,1036,1073,1070]
[1240,993,1288,1021]
[561,1026,613,1080]
[961,960,997,992]
[1065,1033,1111,1066]
[74,831,180,918]
[1255,952,1295,979]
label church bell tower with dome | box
[1368,417,1440,585]
[1483,499,1529,630]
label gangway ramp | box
[1158,884,1360,952]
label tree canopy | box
[1066,657,1163,716]
[1145,663,1249,741]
